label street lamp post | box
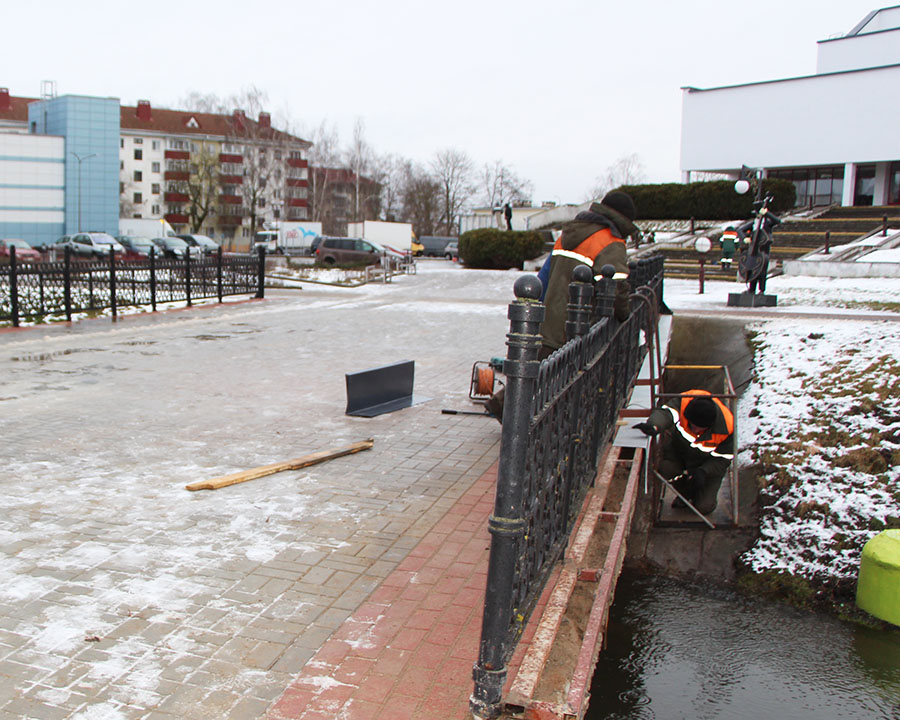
[70,151,97,232]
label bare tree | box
[345,118,378,223]
[119,179,139,218]
[479,160,533,209]
[222,87,288,238]
[588,152,646,200]
[431,148,475,236]
[183,142,221,233]
[370,153,405,222]
[305,120,342,226]
[400,160,442,238]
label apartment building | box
[119,100,311,249]
[1,88,311,248]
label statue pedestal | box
[727,292,777,308]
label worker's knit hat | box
[684,396,717,428]
[599,191,636,222]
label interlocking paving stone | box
[0,265,517,717]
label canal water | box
[586,569,900,719]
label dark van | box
[315,237,384,266]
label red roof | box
[0,94,37,123]
[120,103,310,147]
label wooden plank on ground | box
[185,438,375,491]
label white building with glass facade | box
[680,6,900,208]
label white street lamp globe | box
[734,179,751,195]
[694,236,712,253]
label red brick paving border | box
[265,461,559,720]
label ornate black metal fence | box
[1,246,265,326]
[470,255,665,718]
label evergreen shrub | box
[458,229,545,269]
[617,179,796,220]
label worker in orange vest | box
[634,390,735,514]
[539,190,638,354]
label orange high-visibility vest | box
[551,229,628,280]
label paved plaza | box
[0,261,524,719]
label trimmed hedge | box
[458,228,546,269]
[617,179,796,220]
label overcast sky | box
[2,0,883,205]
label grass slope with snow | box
[737,319,900,605]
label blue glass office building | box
[28,95,120,238]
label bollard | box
[690,216,695,234]
[824,231,830,255]
[594,264,616,322]
[884,215,889,237]
[566,264,593,340]
[471,274,544,720]
[698,256,706,294]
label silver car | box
[55,232,124,258]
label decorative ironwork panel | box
[1,253,261,324]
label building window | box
[134,138,143,145]
[119,182,124,194]
[152,183,160,194]
[169,139,185,150]
[152,140,160,150]
[152,205,160,215]
[133,192,142,204]
[120,161,124,170]
[120,139,124,148]
[134,170,142,182]
[134,149,143,160]
[152,162,160,173]
[889,162,900,206]
[854,164,876,206]
[769,166,844,208]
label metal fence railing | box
[470,255,665,718]
[1,246,265,326]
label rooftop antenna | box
[40,80,57,100]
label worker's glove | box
[633,422,658,437]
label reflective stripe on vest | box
[667,391,735,459]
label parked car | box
[177,234,220,255]
[410,238,425,257]
[55,232,124,258]
[0,238,42,263]
[444,241,459,261]
[117,236,159,258]
[152,236,197,259]
[419,236,455,257]
[315,237,386,267]
[308,236,323,256]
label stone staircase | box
[636,205,900,280]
